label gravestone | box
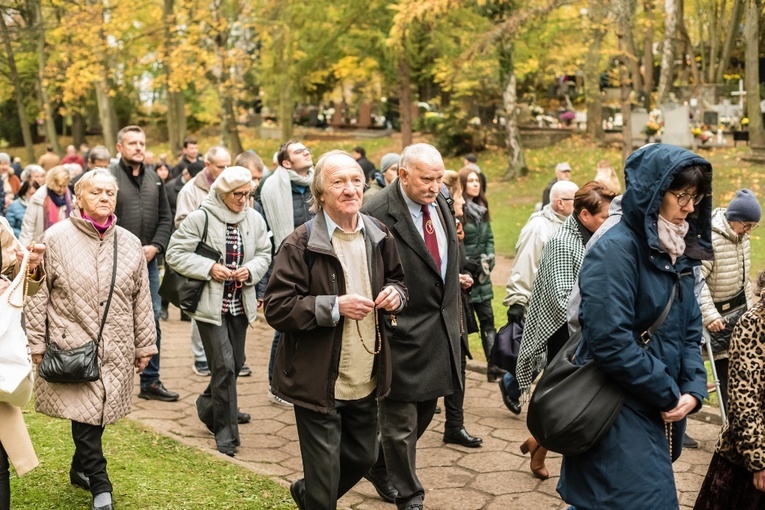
[631,110,650,147]
[661,104,692,148]
[703,111,719,127]
[357,103,372,129]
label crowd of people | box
[0,133,764,510]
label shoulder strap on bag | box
[638,282,677,347]
[200,209,210,244]
[96,232,119,344]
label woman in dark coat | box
[558,144,712,509]
[458,167,499,380]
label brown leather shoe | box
[520,436,549,480]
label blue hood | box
[621,144,713,262]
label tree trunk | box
[502,72,527,180]
[398,53,413,149]
[71,111,86,147]
[0,11,35,163]
[164,0,186,156]
[657,0,677,104]
[277,25,294,142]
[31,0,60,154]
[677,1,700,90]
[616,0,633,163]
[585,0,606,138]
[706,0,724,83]
[716,0,745,83]
[94,79,117,151]
[744,0,764,149]
[642,0,655,109]
[221,91,244,155]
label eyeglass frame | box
[732,220,759,232]
[229,190,256,200]
[668,190,704,207]
[291,147,312,157]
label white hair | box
[400,143,443,171]
[74,168,119,199]
[549,180,579,202]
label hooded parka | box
[558,144,712,509]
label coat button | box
[665,265,670,269]
[100,302,104,306]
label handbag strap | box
[96,232,118,344]
[201,209,210,244]
[638,282,677,347]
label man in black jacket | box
[110,125,178,402]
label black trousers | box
[0,441,9,510]
[714,358,729,412]
[71,421,111,496]
[379,398,438,508]
[196,313,248,450]
[473,300,495,355]
[444,350,468,434]
[293,394,378,510]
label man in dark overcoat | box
[362,143,462,510]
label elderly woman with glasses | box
[166,166,271,457]
[698,189,760,411]
[19,165,73,245]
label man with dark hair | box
[259,139,315,407]
[352,146,376,184]
[170,138,202,178]
[109,125,178,402]
[70,145,111,192]
[362,143,463,510]
[37,144,60,171]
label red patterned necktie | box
[421,204,441,269]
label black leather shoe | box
[69,467,90,490]
[498,380,521,415]
[91,503,114,510]
[237,411,251,424]
[138,381,179,402]
[159,306,168,321]
[401,504,423,510]
[217,445,237,457]
[290,479,306,510]
[434,405,442,414]
[443,427,483,448]
[363,469,397,503]
[683,434,699,449]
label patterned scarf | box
[657,215,688,263]
[516,215,586,401]
[43,188,72,231]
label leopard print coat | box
[716,298,765,472]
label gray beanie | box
[726,189,762,223]
[380,153,400,173]
[211,166,253,193]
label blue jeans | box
[501,372,522,400]
[141,258,162,387]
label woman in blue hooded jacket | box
[558,144,712,509]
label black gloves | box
[506,303,525,324]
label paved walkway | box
[130,308,722,510]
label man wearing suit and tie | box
[362,143,462,510]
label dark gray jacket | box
[109,160,172,253]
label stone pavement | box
[130,309,723,510]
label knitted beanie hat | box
[211,166,253,193]
[380,153,400,173]
[187,161,205,177]
[726,189,762,223]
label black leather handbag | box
[160,210,222,313]
[38,233,117,384]
[527,284,676,456]
[489,320,524,374]
[709,288,747,354]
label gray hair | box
[0,153,10,164]
[205,146,231,164]
[309,150,360,214]
[88,145,111,163]
[20,164,45,182]
[74,168,119,199]
[116,125,144,144]
[400,143,443,173]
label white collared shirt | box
[399,182,447,280]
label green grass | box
[11,410,293,510]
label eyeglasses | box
[230,190,255,200]
[736,221,759,232]
[560,198,575,201]
[291,147,312,157]
[668,191,704,207]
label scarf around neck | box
[657,214,688,263]
[44,188,72,231]
[464,200,487,224]
[261,166,314,248]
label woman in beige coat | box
[25,169,157,510]
[0,217,45,510]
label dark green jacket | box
[462,205,495,304]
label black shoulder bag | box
[38,232,118,384]
[160,210,222,313]
[527,283,676,457]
